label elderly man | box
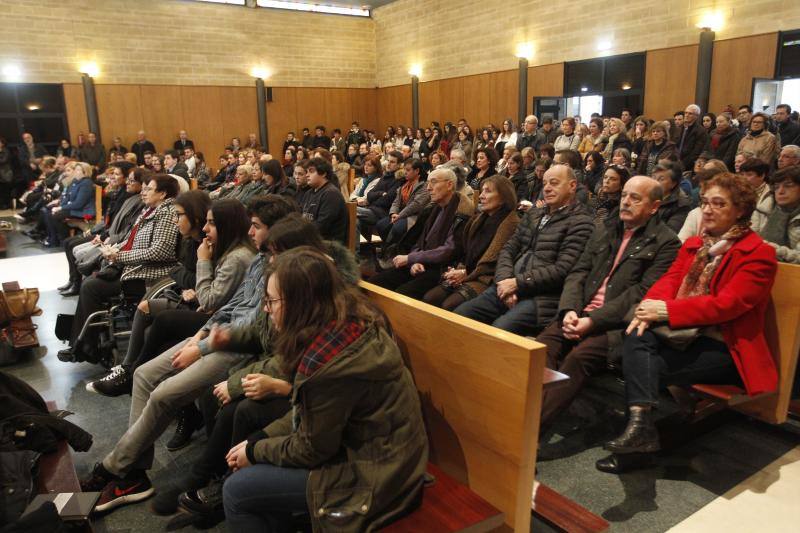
[370,167,473,298]
[676,104,709,171]
[516,115,546,152]
[173,130,194,152]
[454,165,594,335]
[777,145,800,170]
[537,176,681,427]
[132,131,156,166]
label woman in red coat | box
[603,172,778,458]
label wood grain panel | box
[419,80,441,128]
[95,85,143,150]
[294,88,327,135]
[709,33,778,114]
[323,88,354,137]
[644,45,698,120]
[139,85,183,153]
[180,86,224,158]
[267,87,299,159]
[63,83,89,145]
[351,88,377,133]
[218,86,258,151]
[463,73,493,129]
[376,84,411,133]
[491,70,518,125]
[438,77,465,128]
[527,63,565,114]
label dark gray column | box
[695,29,715,112]
[411,75,419,130]
[81,73,100,142]
[255,78,269,153]
[518,58,529,127]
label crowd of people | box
[2,98,799,530]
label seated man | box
[374,159,429,244]
[300,158,347,244]
[369,167,473,299]
[356,150,401,240]
[78,194,297,513]
[537,176,681,427]
[454,164,593,335]
[758,166,800,264]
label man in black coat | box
[676,104,709,171]
[173,130,194,152]
[163,150,189,179]
[537,176,681,427]
[78,132,106,172]
[776,104,800,148]
[356,151,402,240]
[301,157,347,244]
[516,115,546,152]
[132,131,156,166]
[311,125,332,150]
[454,164,594,335]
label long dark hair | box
[175,190,212,238]
[261,159,287,189]
[209,198,254,263]
[267,247,381,374]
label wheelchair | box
[56,276,175,369]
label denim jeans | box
[622,330,741,406]
[453,283,539,335]
[223,464,309,533]
[375,216,408,243]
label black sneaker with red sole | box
[94,471,155,513]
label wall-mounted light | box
[26,103,40,111]
[79,62,99,78]
[621,83,631,91]
[596,40,612,52]
[250,66,271,80]
[2,64,22,82]
[580,86,588,92]
[408,64,422,78]
[515,42,534,60]
[696,10,725,32]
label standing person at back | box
[676,104,710,172]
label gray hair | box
[524,114,538,125]
[429,167,458,187]
[686,104,701,115]
[449,148,466,163]
[781,145,800,159]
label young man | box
[79,195,297,513]
[300,158,347,244]
[163,150,189,179]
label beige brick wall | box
[373,0,800,88]
[0,0,375,87]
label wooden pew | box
[66,184,103,235]
[690,262,800,424]
[346,201,357,252]
[189,178,198,190]
[37,401,81,494]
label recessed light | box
[580,87,588,92]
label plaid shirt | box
[297,321,364,377]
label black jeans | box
[123,306,209,371]
[69,276,123,346]
[368,266,442,300]
[190,396,290,487]
[622,330,742,406]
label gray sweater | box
[194,243,257,312]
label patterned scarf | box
[297,320,364,377]
[675,224,750,299]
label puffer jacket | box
[657,188,693,233]
[495,201,594,325]
[253,324,428,533]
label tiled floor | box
[2,225,799,532]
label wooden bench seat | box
[383,463,504,532]
[37,401,81,494]
[66,184,103,236]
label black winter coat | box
[366,172,401,219]
[710,128,742,171]
[657,188,693,233]
[677,121,710,171]
[494,201,594,326]
[301,181,348,244]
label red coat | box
[644,231,778,396]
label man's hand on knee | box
[171,343,201,369]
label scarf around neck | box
[676,224,750,299]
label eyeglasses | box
[263,297,283,312]
[699,198,729,210]
[771,181,799,192]
[173,211,186,220]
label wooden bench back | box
[361,281,545,532]
[736,262,800,424]
[348,167,356,196]
[93,184,103,225]
[346,201,357,252]
[189,178,198,190]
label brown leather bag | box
[0,288,42,325]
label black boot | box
[604,407,660,454]
[57,280,74,291]
[166,404,204,452]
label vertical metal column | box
[256,78,269,153]
[695,29,715,112]
[411,75,419,130]
[518,58,529,126]
[81,73,100,142]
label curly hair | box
[701,172,757,223]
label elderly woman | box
[737,112,779,165]
[43,161,96,247]
[423,175,519,310]
[652,160,693,233]
[600,173,778,468]
[758,166,800,264]
[637,122,678,176]
[59,174,181,363]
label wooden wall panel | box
[268,87,299,160]
[490,70,517,125]
[218,87,259,151]
[526,63,564,114]
[324,88,355,141]
[376,84,411,134]
[140,85,183,154]
[63,83,89,145]
[419,80,441,128]
[644,45,698,120]
[96,85,144,149]
[463,74,493,129]
[709,33,778,114]
[438,77,465,127]
[351,88,378,134]
[180,86,224,159]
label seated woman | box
[221,247,428,532]
[652,160,693,233]
[600,173,778,469]
[592,164,630,224]
[503,152,529,204]
[636,121,677,177]
[467,146,499,192]
[57,174,181,363]
[86,197,255,401]
[583,151,605,194]
[348,155,381,204]
[423,175,519,311]
[758,166,800,264]
[261,159,296,198]
[60,163,145,296]
[43,161,96,247]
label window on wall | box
[563,53,646,117]
[0,83,68,154]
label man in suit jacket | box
[173,130,194,152]
[132,131,156,166]
[163,150,189,179]
[676,104,710,171]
